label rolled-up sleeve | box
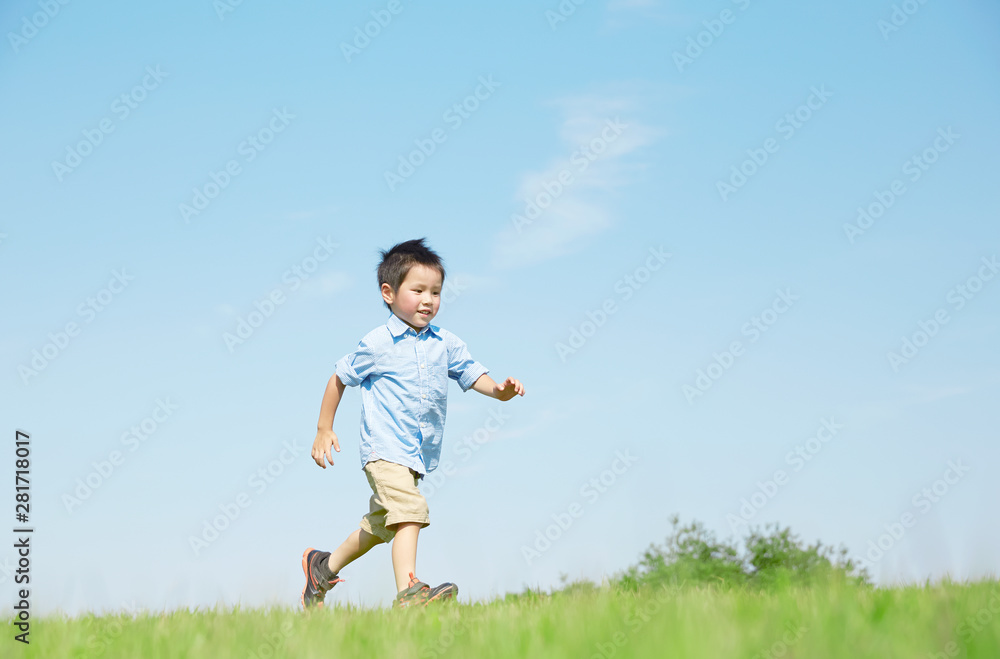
[335,338,377,387]
[446,332,488,392]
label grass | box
[17,578,1000,658]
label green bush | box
[617,515,869,591]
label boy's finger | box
[325,447,334,465]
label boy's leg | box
[302,530,383,609]
[327,528,384,574]
[391,522,421,593]
[391,521,457,605]
[361,460,454,604]
[362,460,429,593]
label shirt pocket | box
[428,359,449,401]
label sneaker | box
[393,573,430,608]
[393,573,458,608]
[425,581,458,604]
[300,547,344,609]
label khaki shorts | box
[359,459,430,543]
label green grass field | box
[17,578,1000,658]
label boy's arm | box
[315,335,376,468]
[317,373,346,430]
[312,374,346,468]
[471,373,525,401]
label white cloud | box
[212,273,352,318]
[491,93,662,268]
[297,272,353,298]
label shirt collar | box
[386,313,439,338]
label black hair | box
[376,238,446,310]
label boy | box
[302,238,525,609]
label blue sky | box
[2,0,998,616]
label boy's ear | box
[380,282,395,307]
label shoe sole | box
[301,547,323,610]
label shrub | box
[617,515,869,590]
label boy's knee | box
[363,529,386,545]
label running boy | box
[302,238,525,609]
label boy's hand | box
[312,428,340,468]
[494,376,525,401]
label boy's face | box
[382,264,443,332]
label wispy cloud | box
[212,273,352,320]
[491,92,662,268]
[298,272,352,298]
[901,384,973,406]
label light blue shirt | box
[334,314,489,475]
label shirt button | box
[420,364,425,368]
[421,394,426,399]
